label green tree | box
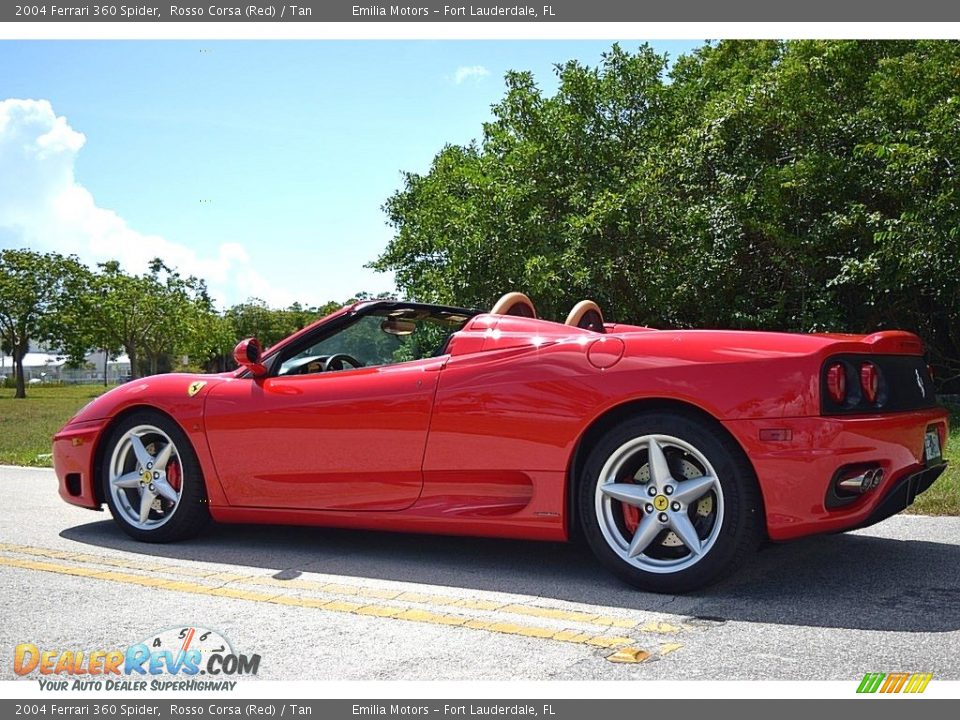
[0,249,88,398]
[183,310,236,373]
[373,40,960,388]
[81,260,220,379]
[225,298,364,354]
[225,299,294,349]
[138,259,221,375]
[81,261,159,379]
[372,44,676,320]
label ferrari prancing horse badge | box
[187,381,207,397]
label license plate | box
[924,428,943,465]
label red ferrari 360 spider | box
[53,292,949,592]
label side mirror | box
[233,338,267,377]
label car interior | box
[272,294,607,377]
[275,305,474,376]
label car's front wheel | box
[578,412,761,593]
[101,410,209,542]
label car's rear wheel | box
[101,410,209,542]
[578,411,761,593]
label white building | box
[0,349,130,384]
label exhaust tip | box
[836,466,884,496]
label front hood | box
[68,373,229,425]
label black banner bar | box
[4,700,960,719]
[5,0,960,22]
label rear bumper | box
[724,407,949,541]
[52,419,107,509]
[852,461,946,531]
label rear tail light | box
[860,362,880,404]
[823,354,932,415]
[826,362,847,404]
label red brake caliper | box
[620,476,640,534]
[622,504,640,534]
[166,460,182,491]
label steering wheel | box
[321,353,363,372]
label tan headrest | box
[565,300,605,332]
[490,292,537,318]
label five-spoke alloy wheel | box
[579,411,761,593]
[101,410,209,542]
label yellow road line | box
[0,542,683,635]
[0,554,653,653]
[606,647,653,663]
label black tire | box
[578,411,762,593]
[100,409,209,542]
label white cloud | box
[453,65,490,85]
[0,98,293,309]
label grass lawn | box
[910,403,959,515]
[1,386,958,514]
[0,384,111,466]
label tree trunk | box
[13,344,26,399]
[127,345,139,380]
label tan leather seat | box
[490,292,537,318]
[565,300,605,333]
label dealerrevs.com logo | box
[14,626,260,691]
[857,673,933,694]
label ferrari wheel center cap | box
[141,470,152,484]
[653,495,669,511]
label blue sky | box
[0,40,702,309]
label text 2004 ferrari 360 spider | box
[53,292,950,592]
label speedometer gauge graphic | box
[139,626,233,673]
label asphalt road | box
[2,465,959,682]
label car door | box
[203,356,445,512]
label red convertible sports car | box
[54,292,950,592]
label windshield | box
[276,306,472,376]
